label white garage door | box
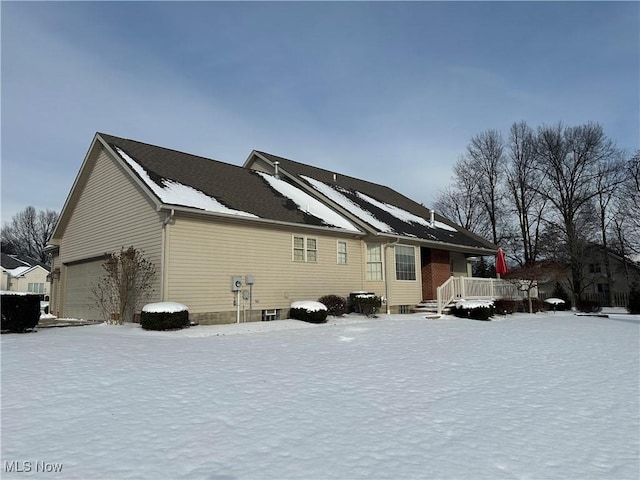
[64,259,105,321]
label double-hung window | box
[293,236,317,263]
[337,241,347,264]
[366,244,383,281]
[395,245,416,280]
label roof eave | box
[374,232,498,255]
[157,204,366,236]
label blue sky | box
[2,1,638,222]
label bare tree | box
[533,122,619,298]
[505,121,547,266]
[1,206,59,265]
[593,155,626,304]
[90,246,156,324]
[465,129,507,245]
[434,156,492,240]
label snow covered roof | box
[0,253,49,274]
[99,134,361,233]
[252,151,496,252]
[93,133,496,251]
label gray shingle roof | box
[98,133,357,231]
[255,151,496,251]
[96,133,495,251]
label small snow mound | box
[142,302,189,314]
[544,298,566,305]
[291,301,327,312]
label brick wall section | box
[421,248,451,300]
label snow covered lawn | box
[2,312,638,479]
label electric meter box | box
[231,276,243,291]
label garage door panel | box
[65,260,105,320]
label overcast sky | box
[2,1,638,222]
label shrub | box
[493,299,518,315]
[1,293,40,333]
[140,302,189,331]
[576,299,601,313]
[451,300,494,321]
[318,295,347,317]
[352,294,382,317]
[290,301,328,323]
[550,283,571,310]
[628,283,640,314]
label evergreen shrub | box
[352,295,382,317]
[451,303,495,321]
[318,295,347,317]
[290,303,328,323]
[550,283,571,310]
[493,299,517,315]
[140,310,190,331]
[1,293,40,333]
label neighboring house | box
[1,253,50,296]
[47,133,498,323]
[538,244,640,307]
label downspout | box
[161,209,175,301]
[383,238,401,314]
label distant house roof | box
[250,151,497,252]
[1,253,49,275]
[98,133,360,233]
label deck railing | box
[436,277,537,314]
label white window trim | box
[292,235,318,263]
[395,244,417,281]
[337,240,347,265]
[366,243,384,281]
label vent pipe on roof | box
[430,209,435,228]
[273,161,280,179]
[333,173,337,182]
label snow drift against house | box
[256,172,360,232]
[115,148,257,218]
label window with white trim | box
[337,241,347,264]
[395,245,416,280]
[366,244,383,281]
[293,236,317,263]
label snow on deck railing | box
[436,277,537,314]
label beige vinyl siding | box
[166,214,363,315]
[58,146,163,318]
[387,244,422,306]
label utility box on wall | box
[231,276,243,291]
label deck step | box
[411,300,452,315]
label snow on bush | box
[141,302,189,331]
[142,302,189,314]
[452,299,495,321]
[290,301,328,324]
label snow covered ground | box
[2,311,638,479]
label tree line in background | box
[1,206,60,266]
[434,121,640,300]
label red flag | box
[496,248,508,276]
